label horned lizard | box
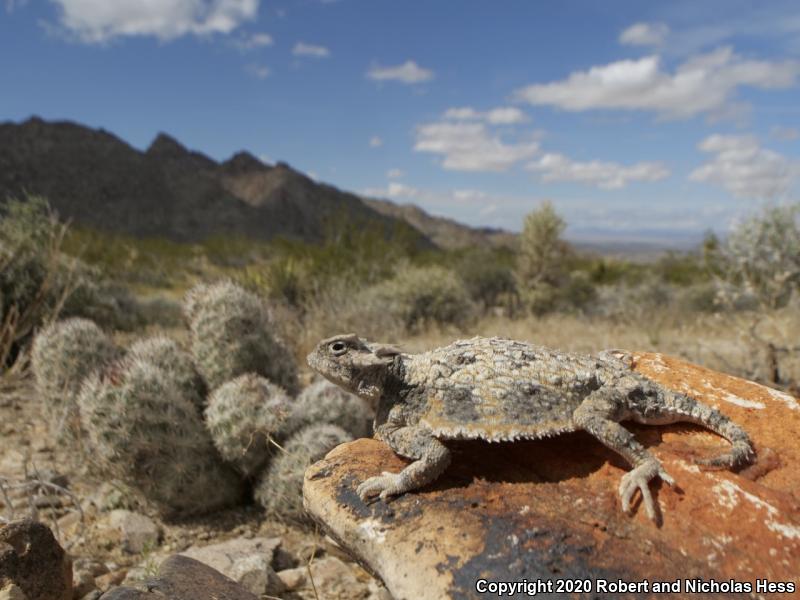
[307,334,755,521]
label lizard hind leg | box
[572,390,675,522]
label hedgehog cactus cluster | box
[78,357,245,516]
[31,317,119,440]
[186,280,299,395]
[30,280,372,521]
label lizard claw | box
[356,471,404,502]
[619,459,674,521]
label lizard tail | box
[663,392,755,469]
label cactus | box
[254,424,351,523]
[128,335,206,411]
[205,374,292,478]
[31,318,119,440]
[78,357,244,517]
[283,379,373,439]
[184,281,299,395]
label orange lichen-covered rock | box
[303,353,800,600]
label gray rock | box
[152,555,258,600]
[107,511,161,554]
[179,537,282,596]
[0,519,72,600]
[97,589,149,600]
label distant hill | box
[0,117,432,246]
[362,198,516,251]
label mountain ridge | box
[0,117,439,247]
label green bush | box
[364,264,475,331]
[514,202,573,315]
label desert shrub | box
[185,280,299,394]
[363,264,475,332]
[205,374,292,478]
[453,247,517,311]
[78,357,244,517]
[254,423,351,523]
[31,318,119,440]
[0,196,77,365]
[283,379,373,439]
[710,204,800,310]
[514,202,573,315]
[590,278,673,321]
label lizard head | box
[306,333,402,402]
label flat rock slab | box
[304,352,800,600]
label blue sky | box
[2,0,799,243]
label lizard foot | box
[619,459,675,521]
[356,471,405,502]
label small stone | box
[0,584,27,600]
[179,536,281,594]
[55,512,82,538]
[72,569,96,599]
[79,591,102,600]
[74,559,109,579]
[275,567,306,591]
[95,570,126,591]
[107,511,161,554]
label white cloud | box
[386,168,404,179]
[770,126,800,141]
[50,0,259,43]
[292,42,330,58]
[414,121,539,172]
[525,153,669,189]
[689,134,799,199]
[619,22,670,46]
[235,31,272,49]
[514,47,800,120]
[245,63,270,78]
[444,106,529,125]
[366,60,434,84]
[369,136,383,148]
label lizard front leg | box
[357,425,451,502]
[573,389,675,522]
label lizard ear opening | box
[371,344,402,359]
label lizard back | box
[402,337,612,442]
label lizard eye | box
[329,341,348,356]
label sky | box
[2,0,799,244]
